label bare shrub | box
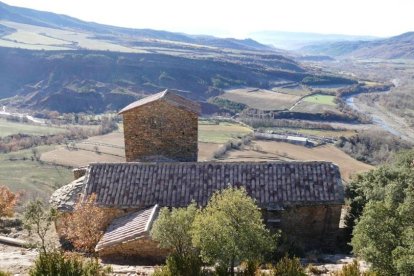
[60,194,107,253]
[0,186,18,220]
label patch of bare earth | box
[221,88,301,110]
[198,142,221,161]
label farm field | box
[40,131,125,167]
[40,121,250,166]
[271,86,311,96]
[0,118,66,137]
[198,121,252,143]
[223,140,373,181]
[0,145,72,197]
[219,88,301,110]
[303,94,336,106]
[0,20,147,53]
[291,101,340,114]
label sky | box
[2,0,414,38]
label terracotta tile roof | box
[83,161,343,208]
[95,205,159,251]
[118,89,200,114]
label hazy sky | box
[3,0,414,38]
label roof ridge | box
[87,160,338,166]
[118,89,200,114]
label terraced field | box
[40,121,252,167]
[198,121,252,143]
[224,140,373,181]
[219,88,301,110]
[303,94,336,106]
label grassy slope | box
[0,118,66,137]
[198,122,252,143]
[0,145,73,196]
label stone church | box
[51,89,344,263]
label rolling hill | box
[0,1,273,52]
[249,30,377,50]
[0,1,354,114]
[301,32,414,59]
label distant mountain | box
[0,2,354,114]
[301,32,414,59]
[0,1,272,52]
[0,47,313,114]
[249,30,378,50]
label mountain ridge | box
[0,1,273,52]
[0,2,354,114]
[300,31,414,59]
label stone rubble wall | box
[98,236,170,265]
[123,100,198,162]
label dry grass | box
[0,119,66,137]
[40,124,240,166]
[291,101,340,114]
[220,88,301,110]
[0,20,147,53]
[40,132,126,167]
[198,142,222,161]
[223,140,373,181]
[199,122,252,143]
[40,147,125,167]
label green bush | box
[152,252,204,276]
[349,149,414,275]
[240,260,263,276]
[29,250,112,276]
[0,271,11,276]
[330,260,377,276]
[270,256,306,276]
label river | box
[0,106,45,124]
[344,92,402,137]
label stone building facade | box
[119,90,200,162]
[50,90,345,264]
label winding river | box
[343,92,402,137]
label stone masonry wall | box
[282,204,342,250]
[123,100,198,162]
[98,236,170,264]
[278,204,342,251]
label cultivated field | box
[0,20,147,53]
[220,88,301,110]
[0,118,66,137]
[224,140,373,181]
[198,121,252,143]
[40,121,251,166]
[303,94,336,106]
[271,86,311,96]
[291,101,340,114]
[0,145,72,196]
[40,132,125,167]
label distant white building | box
[254,132,310,146]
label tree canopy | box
[192,187,276,275]
[350,149,414,275]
